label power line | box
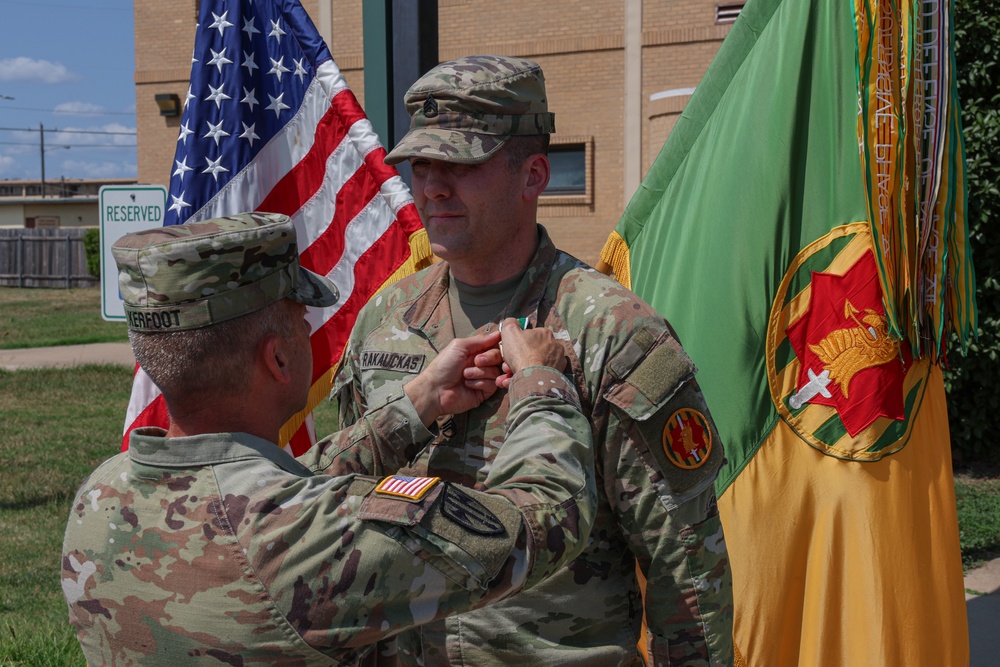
[0,126,136,136]
[0,1,131,10]
[0,141,136,148]
[0,104,134,117]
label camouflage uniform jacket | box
[62,369,595,666]
[333,227,734,667]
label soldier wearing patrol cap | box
[335,55,735,665]
[61,212,596,664]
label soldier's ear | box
[260,334,293,385]
[522,153,550,201]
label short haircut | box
[130,298,301,400]
[503,135,551,173]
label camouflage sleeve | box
[485,365,597,590]
[250,366,594,655]
[602,328,734,666]
[296,373,432,477]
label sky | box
[0,0,137,181]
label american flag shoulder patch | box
[375,475,441,501]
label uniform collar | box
[127,427,311,475]
[403,225,559,336]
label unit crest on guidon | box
[765,222,930,461]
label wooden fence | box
[0,228,99,288]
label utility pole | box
[39,123,45,198]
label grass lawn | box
[0,287,129,349]
[955,472,1000,571]
[0,288,339,665]
[0,365,132,666]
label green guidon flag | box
[600,0,975,664]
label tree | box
[946,0,1000,465]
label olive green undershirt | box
[447,268,527,338]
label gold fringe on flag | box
[597,230,633,291]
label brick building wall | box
[134,0,736,265]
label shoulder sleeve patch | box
[663,408,714,469]
[358,482,441,527]
[420,484,521,582]
[603,332,723,509]
[439,484,506,536]
[375,475,440,501]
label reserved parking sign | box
[99,185,167,321]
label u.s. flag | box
[375,476,441,501]
[122,0,432,454]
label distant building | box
[0,177,137,228]
[134,0,740,265]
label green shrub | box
[82,227,100,279]
[947,0,1000,466]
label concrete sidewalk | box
[0,341,134,370]
[966,559,1000,665]
[2,341,997,660]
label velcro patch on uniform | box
[440,484,505,536]
[360,350,425,373]
[375,475,440,501]
[662,408,713,469]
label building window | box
[716,3,745,24]
[545,144,587,195]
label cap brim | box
[384,129,508,165]
[290,267,339,308]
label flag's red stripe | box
[257,89,366,218]
[120,394,169,452]
[308,216,420,379]
[394,200,424,235]
[288,425,313,457]
[299,145,418,276]
[299,157,382,275]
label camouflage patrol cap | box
[384,54,555,165]
[112,212,338,333]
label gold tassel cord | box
[598,230,633,290]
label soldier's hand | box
[404,331,503,426]
[495,318,568,389]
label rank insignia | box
[423,93,438,118]
[375,475,440,501]
[440,484,505,536]
[662,408,713,469]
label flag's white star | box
[293,58,308,83]
[202,155,229,182]
[177,121,193,145]
[240,87,259,112]
[242,50,258,75]
[185,85,195,106]
[268,18,285,43]
[209,11,233,36]
[239,122,260,147]
[203,120,230,145]
[205,83,232,108]
[265,92,290,118]
[242,16,260,38]
[268,56,290,82]
[167,192,191,215]
[207,48,233,73]
[172,156,193,180]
